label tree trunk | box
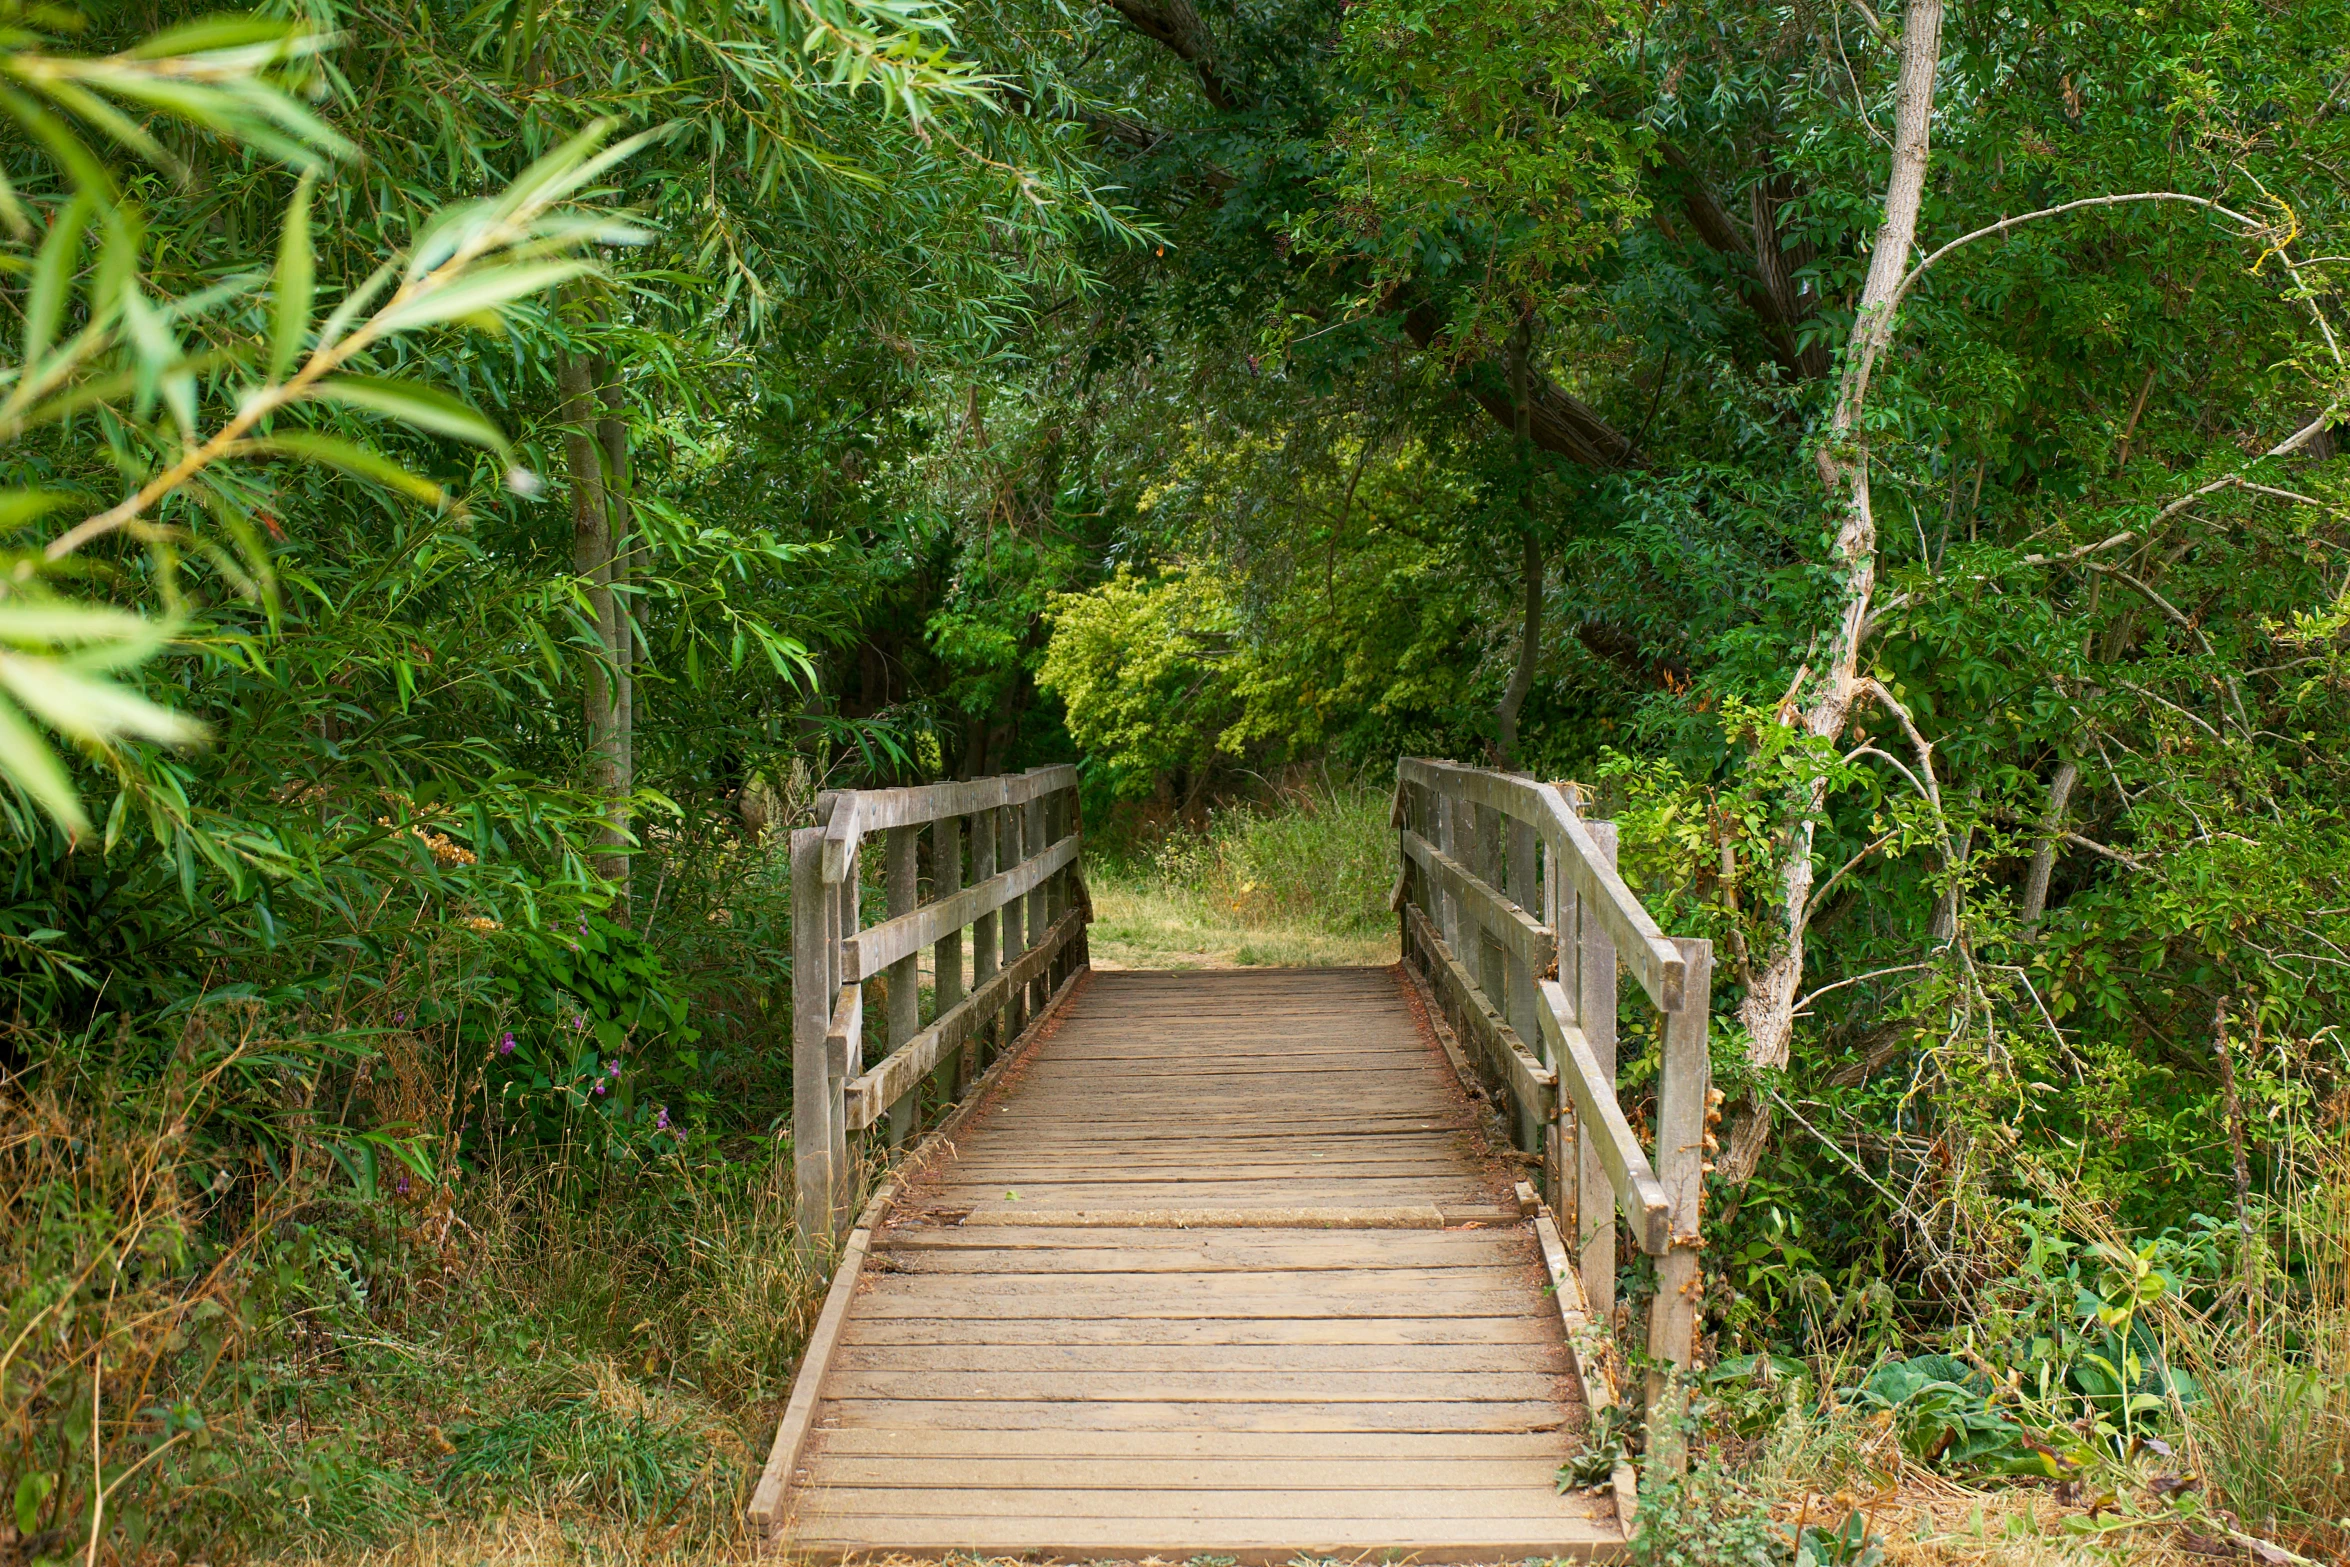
[1498,535,1543,769]
[2019,759,2079,929]
[558,352,622,887]
[1721,0,1945,1187]
[1498,316,1543,768]
[597,364,634,910]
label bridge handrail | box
[791,766,1090,1241]
[1393,758,1712,1410]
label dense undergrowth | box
[3,0,2349,1560]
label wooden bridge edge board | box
[746,964,1094,1539]
[1400,956,1637,1542]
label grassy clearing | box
[1087,781,1398,969]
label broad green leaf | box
[369,259,598,337]
[22,189,92,366]
[130,16,310,57]
[0,602,167,652]
[269,171,314,380]
[0,691,87,835]
[249,432,447,507]
[0,649,207,746]
[0,491,73,532]
[307,375,511,454]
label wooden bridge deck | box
[769,967,1622,1561]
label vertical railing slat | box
[790,826,831,1243]
[969,802,999,1067]
[1646,936,1714,1475]
[932,815,967,1097]
[883,825,920,1148]
[1578,817,1621,1327]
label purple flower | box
[393,1010,406,1023]
[606,1059,622,1077]
[395,1173,412,1197]
[654,1106,670,1131]
[592,1081,606,1096]
[498,1032,516,1057]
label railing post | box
[998,801,1026,1047]
[790,825,834,1246]
[1577,818,1621,1324]
[932,814,968,1098]
[831,835,861,1230]
[1502,809,1541,1155]
[1646,935,1713,1475]
[1025,780,1049,1018]
[1069,787,1090,971]
[969,801,999,1066]
[883,824,920,1148]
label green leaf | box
[0,691,88,835]
[0,648,207,746]
[131,16,313,59]
[307,375,512,455]
[0,601,169,652]
[0,490,73,532]
[369,259,598,337]
[247,432,447,507]
[269,171,314,380]
[22,189,92,367]
[13,1471,54,1536]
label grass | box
[1087,780,1399,969]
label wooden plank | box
[1538,977,1672,1255]
[843,832,1079,981]
[872,1228,1525,1261]
[945,1205,1515,1228]
[807,1427,1568,1459]
[795,1486,1603,1520]
[1399,757,1683,1010]
[745,1178,892,1533]
[856,1268,1548,1303]
[837,1315,1563,1346]
[926,1179,1503,1206]
[801,1454,1573,1488]
[832,1343,1564,1372]
[818,1398,1572,1432]
[842,906,1084,1129]
[1404,901,1557,1119]
[824,1369,1569,1403]
[1399,828,1556,977]
[784,1519,1619,1558]
[849,1292,1542,1320]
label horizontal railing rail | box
[791,765,1090,1242]
[1393,758,1713,1428]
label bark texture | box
[1721,0,1946,1186]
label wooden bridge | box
[748,762,1714,1561]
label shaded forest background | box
[3,0,2349,1560]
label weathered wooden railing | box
[790,765,1090,1242]
[1394,758,1713,1433]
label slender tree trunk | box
[1498,535,1542,768]
[1721,0,1945,1185]
[597,364,635,909]
[2019,759,2079,928]
[558,352,621,884]
[1497,313,1542,768]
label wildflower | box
[395,1173,412,1198]
[606,1059,622,1077]
[592,1080,607,1096]
[654,1106,670,1131]
[394,1010,406,1023]
[498,1032,517,1056]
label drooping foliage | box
[3,0,2350,1552]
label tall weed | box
[1109,780,1393,936]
